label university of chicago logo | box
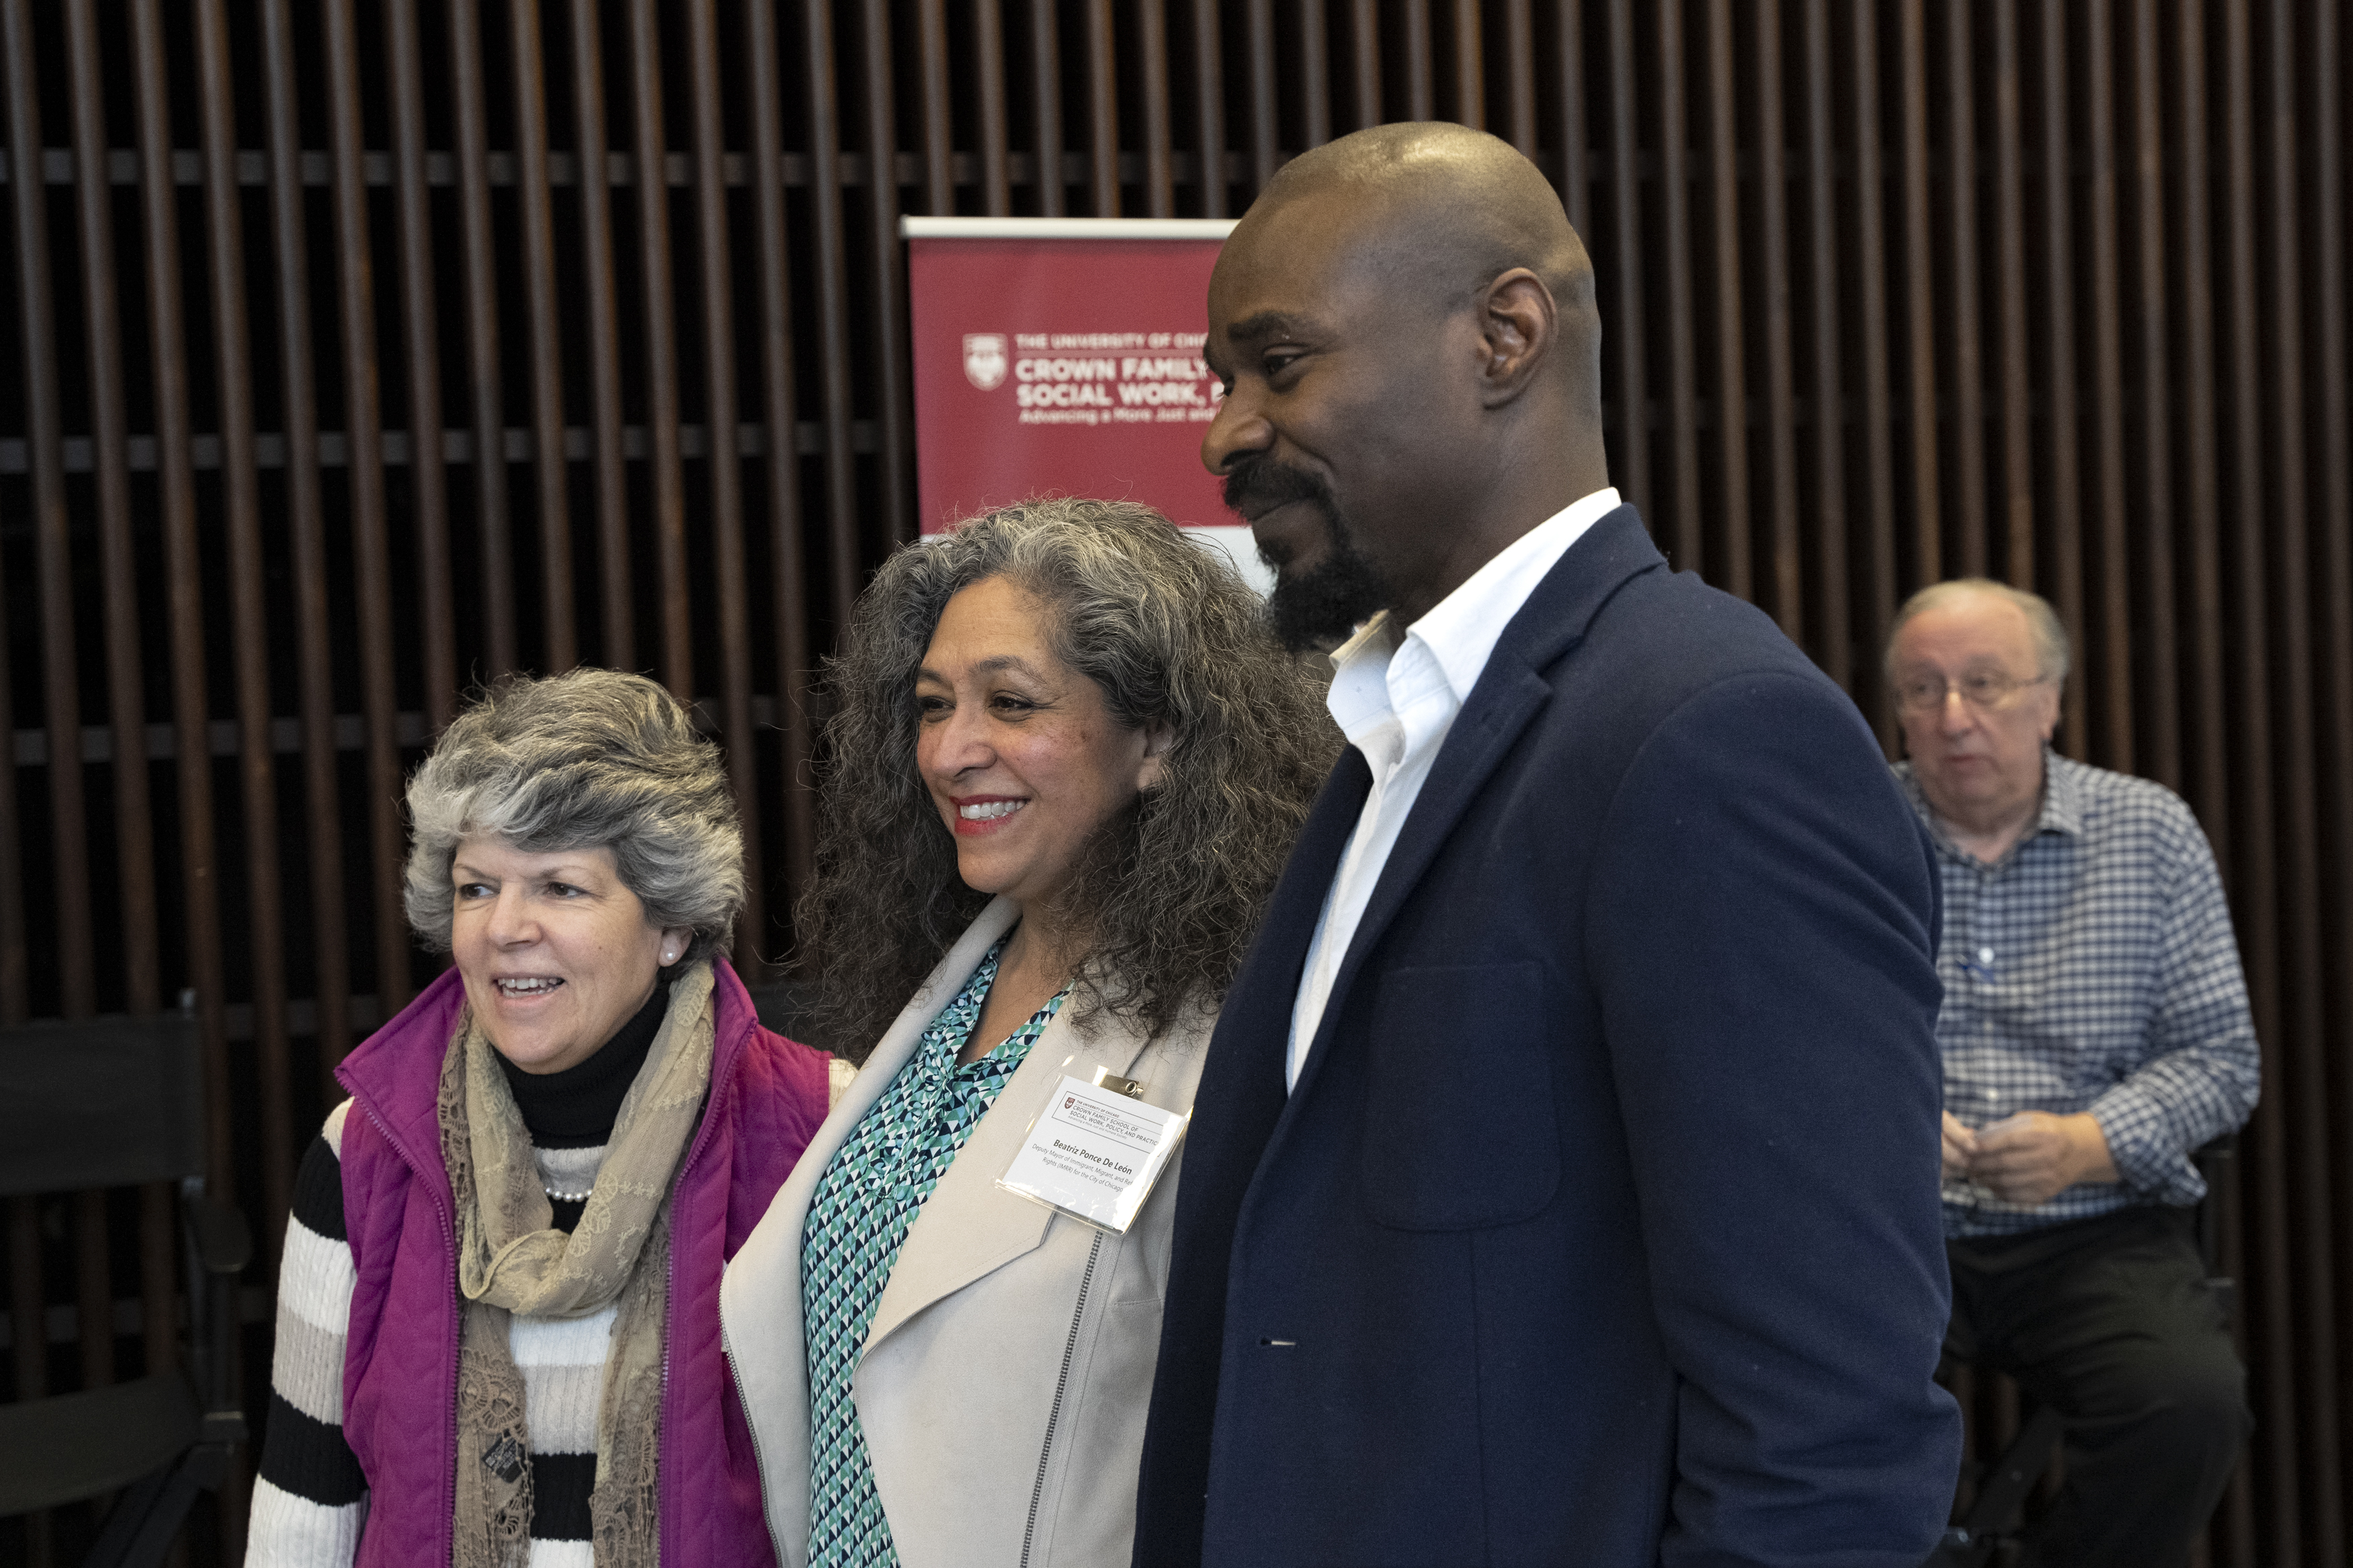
[963,333,1008,391]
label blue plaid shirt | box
[1896,750,2260,1237]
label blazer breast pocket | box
[1357,961,1561,1231]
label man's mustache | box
[1220,454,1334,530]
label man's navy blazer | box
[1134,507,1962,1567]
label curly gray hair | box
[797,497,1339,1057]
[403,667,746,965]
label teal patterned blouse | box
[803,937,1068,1568]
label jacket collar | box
[1285,503,1665,1104]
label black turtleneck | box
[496,966,675,1149]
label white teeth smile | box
[497,978,563,996]
[959,800,1026,821]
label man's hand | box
[1940,1112,1978,1180]
[1966,1111,2118,1206]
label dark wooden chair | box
[1924,1138,2237,1567]
[0,1009,249,1568]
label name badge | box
[997,1068,1190,1233]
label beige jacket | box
[719,898,1212,1568]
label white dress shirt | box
[1285,487,1622,1089]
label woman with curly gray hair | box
[250,667,831,1568]
[721,499,1334,1568]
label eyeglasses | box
[1893,671,2052,714]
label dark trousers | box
[1945,1204,2250,1568]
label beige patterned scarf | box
[436,961,717,1568]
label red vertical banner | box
[904,218,1238,538]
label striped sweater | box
[247,1102,619,1568]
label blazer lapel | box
[859,1002,1160,1356]
[1285,506,1669,1106]
[717,896,1019,1568]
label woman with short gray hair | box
[720,499,1335,1568]
[251,667,831,1567]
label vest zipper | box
[1019,1230,1105,1568]
[352,1096,465,1564]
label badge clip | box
[1091,1068,1145,1100]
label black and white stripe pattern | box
[247,1102,619,1567]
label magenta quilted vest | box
[333,959,828,1567]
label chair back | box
[0,1012,206,1197]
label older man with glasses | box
[1887,579,2259,1568]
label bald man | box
[1135,125,1961,1567]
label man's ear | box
[1474,268,1556,408]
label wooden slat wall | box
[0,3,2345,1563]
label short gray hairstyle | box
[1884,578,2072,684]
[403,667,746,964]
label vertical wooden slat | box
[1502,0,1536,156]
[1897,0,1940,584]
[633,0,694,692]
[512,0,577,672]
[1403,0,1435,121]
[1601,0,1649,517]
[2084,0,2134,772]
[1990,0,2033,589]
[2211,10,2295,1555]
[65,0,161,1022]
[1753,0,1800,637]
[1029,0,1066,216]
[0,409,22,1022]
[918,0,955,216]
[383,0,458,735]
[861,0,915,546]
[3,0,95,1025]
[977,0,1013,216]
[451,0,519,680]
[2123,0,2179,791]
[128,0,230,1195]
[2306,17,2353,1559]
[2202,3,2297,1561]
[1851,0,1898,744]
[1299,0,1331,150]
[128,0,238,1551]
[1244,0,1277,196]
[1139,0,1176,214]
[803,0,863,625]
[1451,0,1484,129]
[1941,0,1986,577]
[196,0,294,1255]
[2173,0,2223,827]
[1802,0,1849,684]
[1553,0,1589,255]
[746,0,815,898]
[272,0,355,1087]
[1086,2,1121,212]
[66,0,174,1435]
[1191,0,1227,216]
[2262,3,2344,1558]
[1349,0,1381,132]
[2036,0,2087,759]
[325,0,413,1020]
[568,0,634,671]
[1704,0,1750,598]
[1653,0,1699,573]
[690,0,764,977]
